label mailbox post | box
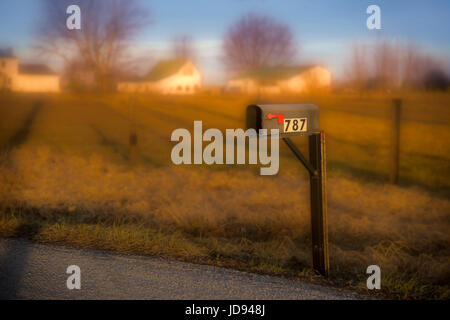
[247,104,329,276]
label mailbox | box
[246,104,320,137]
[245,103,329,276]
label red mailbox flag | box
[267,113,284,124]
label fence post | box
[390,99,402,184]
[309,131,329,276]
[128,95,138,164]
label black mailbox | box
[244,103,329,276]
[246,104,320,137]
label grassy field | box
[0,91,449,299]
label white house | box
[227,65,332,94]
[118,59,202,94]
[0,49,60,93]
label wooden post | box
[129,95,138,164]
[309,131,329,276]
[129,131,138,164]
[390,99,402,184]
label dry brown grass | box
[0,91,449,299]
[1,145,449,298]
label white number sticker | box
[284,118,307,133]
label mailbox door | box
[247,104,320,137]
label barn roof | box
[232,65,319,83]
[144,59,188,81]
[0,48,16,58]
[19,64,56,75]
[116,73,143,82]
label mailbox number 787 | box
[284,118,307,133]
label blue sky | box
[1,0,449,84]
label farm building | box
[118,59,202,94]
[227,65,332,94]
[0,49,60,93]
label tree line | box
[35,0,448,92]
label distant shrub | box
[423,69,449,91]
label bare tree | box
[346,43,370,91]
[402,44,443,88]
[222,13,297,73]
[171,35,196,61]
[36,0,150,91]
[346,39,445,91]
[373,40,402,88]
[402,44,422,87]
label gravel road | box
[0,238,364,300]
